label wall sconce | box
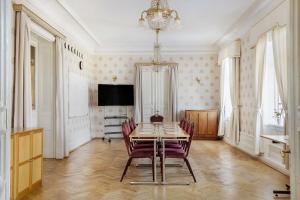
[112,75,117,82]
[195,77,201,84]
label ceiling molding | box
[95,47,219,56]
[56,0,102,47]
[215,0,286,48]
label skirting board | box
[224,132,289,176]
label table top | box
[261,135,289,145]
[129,122,190,140]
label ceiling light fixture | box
[138,0,181,31]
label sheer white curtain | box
[254,34,268,155]
[55,37,69,159]
[134,64,143,123]
[218,40,241,138]
[13,11,32,128]
[218,61,226,136]
[168,65,179,121]
[272,26,288,133]
[229,58,240,144]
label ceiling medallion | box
[138,0,181,31]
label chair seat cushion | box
[133,143,154,149]
[159,147,185,158]
[164,143,182,149]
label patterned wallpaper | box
[64,42,94,149]
[88,54,220,138]
[240,34,256,137]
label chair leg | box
[160,156,164,181]
[184,158,196,183]
[120,157,133,182]
[152,157,155,181]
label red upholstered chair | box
[159,123,196,183]
[120,121,156,182]
[150,114,164,123]
[129,117,137,132]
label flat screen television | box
[98,84,134,106]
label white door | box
[0,0,11,199]
[156,66,170,121]
[141,66,156,123]
[37,38,55,158]
[141,66,170,122]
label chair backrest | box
[129,118,136,131]
[122,122,132,156]
[185,123,194,157]
[179,119,186,128]
[150,114,164,123]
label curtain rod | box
[13,4,66,39]
[250,23,287,49]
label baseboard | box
[224,132,290,176]
[259,156,289,176]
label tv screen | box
[98,84,134,106]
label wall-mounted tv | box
[98,84,134,106]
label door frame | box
[0,0,12,199]
[289,0,300,199]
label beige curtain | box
[272,26,288,134]
[134,64,143,123]
[55,37,69,159]
[168,65,179,121]
[254,34,267,155]
[13,11,32,128]
[218,61,226,136]
[229,58,240,144]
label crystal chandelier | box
[138,0,181,31]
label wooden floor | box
[24,139,289,200]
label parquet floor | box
[24,139,289,200]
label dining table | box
[129,122,190,185]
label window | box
[262,33,285,128]
[222,58,232,120]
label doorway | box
[30,33,55,158]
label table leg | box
[130,139,159,185]
[161,139,190,186]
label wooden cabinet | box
[10,128,43,200]
[185,110,219,140]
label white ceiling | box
[20,0,278,53]
[56,0,257,52]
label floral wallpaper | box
[240,34,256,137]
[88,54,220,138]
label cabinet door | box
[31,131,43,185]
[198,112,208,136]
[32,131,43,158]
[207,111,218,136]
[17,134,31,195]
[187,111,200,137]
[31,157,42,185]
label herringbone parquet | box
[23,139,289,200]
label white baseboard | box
[224,132,289,175]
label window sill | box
[263,124,285,135]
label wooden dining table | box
[129,122,190,185]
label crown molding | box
[56,0,102,47]
[215,0,286,48]
[94,44,219,55]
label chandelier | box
[138,0,181,31]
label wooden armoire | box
[185,110,219,140]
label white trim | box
[0,0,12,199]
[289,0,300,199]
[216,0,287,48]
[56,0,101,47]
